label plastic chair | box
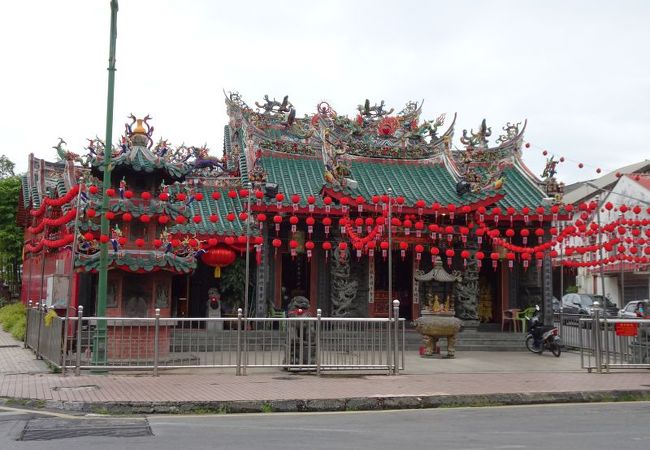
[517,307,537,333]
[501,309,520,332]
[268,305,286,330]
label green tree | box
[0,155,22,298]
[0,155,15,179]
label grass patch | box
[0,302,26,341]
[260,403,273,413]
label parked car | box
[561,293,619,318]
[618,300,650,319]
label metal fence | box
[25,306,64,367]
[554,311,650,372]
[29,303,405,377]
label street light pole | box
[387,187,393,320]
[93,0,119,369]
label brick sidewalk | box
[1,328,649,413]
[0,329,49,375]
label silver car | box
[618,300,649,318]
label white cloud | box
[1,0,648,184]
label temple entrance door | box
[171,274,188,318]
[280,252,311,312]
[373,250,413,320]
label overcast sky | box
[1,0,648,183]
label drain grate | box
[20,418,153,441]
[0,345,20,348]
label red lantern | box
[289,239,298,259]
[88,185,98,195]
[159,192,170,201]
[306,216,315,237]
[477,205,486,223]
[301,240,314,262]
[521,206,530,223]
[153,238,162,248]
[100,234,109,244]
[175,215,186,224]
[140,214,150,223]
[414,244,424,262]
[135,238,145,248]
[380,241,389,260]
[83,232,94,241]
[118,237,127,246]
[271,238,282,256]
[506,252,516,270]
[491,207,501,225]
[209,214,219,223]
[177,193,187,202]
[122,212,132,222]
[124,190,133,199]
[275,193,284,209]
[211,191,221,201]
[447,203,456,221]
[475,251,485,268]
[323,196,332,213]
[445,248,454,266]
[195,192,204,201]
[490,252,500,271]
[106,188,115,197]
[430,246,440,263]
[461,249,470,267]
[322,241,332,260]
[201,245,237,278]
[323,217,332,237]
[273,214,282,234]
[193,215,202,224]
[289,215,299,233]
[158,215,169,225]
[535,227,545,244]
[403,219,412,236]
[239,212,248,222]
[105,211,115,220]
[520,228,530,245]
[339,242,348,261]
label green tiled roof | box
[21,176,31,208]
[94,146,190,179]
[496,166,546,210]
[350,159,488,205]
[260,154,326,205]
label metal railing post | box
[316,309,321,376]
[593,309,602,374]
[153,308,160,377]
[392,300,399,375]
[24,301,32,349]
[236,308,242,376]
[75,306,83,376]
[35,303,43,360]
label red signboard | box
[615,323,639,337]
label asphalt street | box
[1,402,649,449]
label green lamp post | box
[92,0,119,369]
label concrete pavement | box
[1,328,649,414]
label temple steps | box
[404,328,528,352]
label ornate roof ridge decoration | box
[86,115,230,179]
[453,119,527,195]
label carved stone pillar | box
[455,240,479,324]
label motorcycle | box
[525,305,562,357]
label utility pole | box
[93,0,119,369]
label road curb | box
[4,389,650,415]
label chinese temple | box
[19,94,568,326]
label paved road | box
[1,402,649,449]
